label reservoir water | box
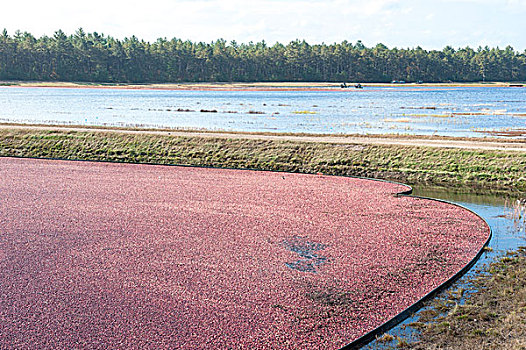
[1,86,525,137]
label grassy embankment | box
[0,128,525,196]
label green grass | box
[0,128,525,196]
[407,247,526,349]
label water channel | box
[363,187,525,349]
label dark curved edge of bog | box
[0,156,491,350]
[340,190,493,350]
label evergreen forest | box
[1,29,525,83]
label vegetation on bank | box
[1,28,526,83]
[403,247,526,350]
[0,128,525,195]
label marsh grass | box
[377,333,396,343]
[383,118,414,123]
[408,247,526,349]
[292,110,317,114]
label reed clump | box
[506,198,526,234]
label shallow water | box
[282,236,328,273]
[1,86,525,137]
[363,187,525,349]
[413,187,524,263]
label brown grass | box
[475,129,526,137]
[406,247,526,350]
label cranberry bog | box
[0,157,489,349]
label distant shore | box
[1,81,522,91]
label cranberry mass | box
[0,158,489,349]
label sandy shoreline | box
[1,80,522,92]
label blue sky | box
[1,0,525,50]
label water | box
[1,86,525,137]
[282,236,328,273]
[363,187,526,349]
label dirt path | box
[2,124,525,152]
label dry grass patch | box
[408,247,526,350]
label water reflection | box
[413,186,525,253]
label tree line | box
[1,29,525,83]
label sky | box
[1,0,525,50]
